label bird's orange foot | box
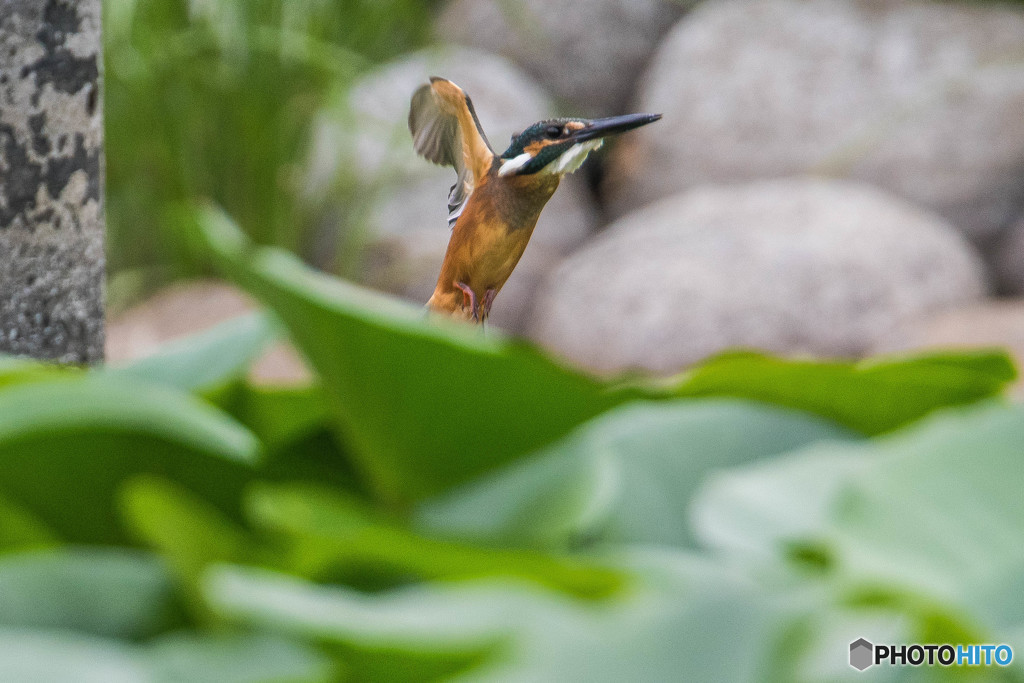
[481,288,497,322]
[454,281,479,321]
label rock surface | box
[0,0,105,362]
[435,0,686,116]
[310,47,597,333]
[606,0,1024,252]
[530,180,987,374]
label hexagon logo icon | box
[850,638,874,671]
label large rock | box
[530,180,987,375]
[435,0,686,116]
[308,47,597,333]
[606,0,1024,251]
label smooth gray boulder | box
[606,0,1024,252]
[531,179,987,374]
[308,47,597,333]
[435,0,687,116]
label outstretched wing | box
[409,77,494,228]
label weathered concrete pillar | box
[0,0,104,363]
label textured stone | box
[530,180,987,375]
[308,47,597,333]
[0,0,105,362]
[435,0,687,116]
[606,0,1024,250]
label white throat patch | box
[497,152,532,177]
[497,139,605,178]
[544,139,604,175]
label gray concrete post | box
[0,0,104,363]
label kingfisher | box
[409,77,660,323]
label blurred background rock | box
[531,179,986,373]
[103,0,1024,383]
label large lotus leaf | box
[826,404,1024,644]
[121,477,253,620]
[0,627,334,683]
[0,356,79,389]
[227,383,330,452]
[225,383,363,491]
[146,631,335,683]
[693,402,1024,664]
[244,483,623,599]
[0,629,148,683]
[417,399,854,549]
[691,448,868,567]
[204,552,792,683]
[672,350,1016,436]
[0,375,259,543]
[0,494,59,552]
[0,548,178,640]
[790,606,912,683]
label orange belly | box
[427,170,559,319]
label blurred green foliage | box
[103,0,439,306]
[0,208,1020,680]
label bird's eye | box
[545,125,562,139]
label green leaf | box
[672,350,1017,436]
[0,629,149,682]
[228,383,330,451]
[121,477,252,619]
[0,375,259,543]
[205,566,502,682]
[417,399,854,549]
[695,401,1024,656]
[778,603,913,683]
[826,404,1024,641]
[105,312,278,400]
[691,449,868,568]
[205,556,790,683]
[0,548,177,639]
[0,355,80,389]
[245,483,624,599]
[458,582,786,683]
[146,631,335,683]
[0,494,60,552]
[225,383,362,491]
[187,205,645,503]
[0,628,334,683]
[0,356,42,376]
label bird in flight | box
[409,77,660,323]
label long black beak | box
[573,113,662,142]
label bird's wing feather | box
[409,77,494,228]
